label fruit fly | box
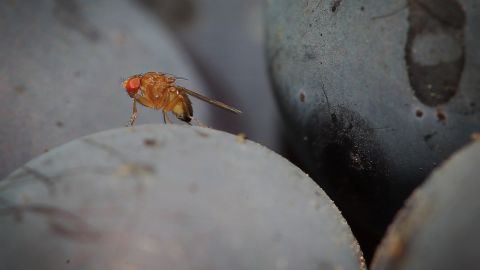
[122,72,242,126]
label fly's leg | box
[161,91,174,124]
[128,95,155,125]
[127,99,138,126]
[162,111,172,124]
[190,116,207,128]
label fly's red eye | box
[125,77,141,95]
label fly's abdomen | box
[172,93,193,122]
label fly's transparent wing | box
[178,86,242,114]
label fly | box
[122,72,241,126]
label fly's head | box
[122,75,142,97]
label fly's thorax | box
[140,77,171,103]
